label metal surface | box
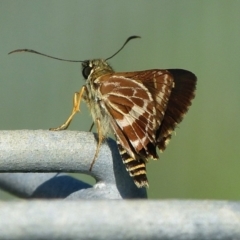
[0,130,240,239]
[0,200,240,240]
[0,130,147,199]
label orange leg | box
[50,86,86,131]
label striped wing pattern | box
[97,70,178,187]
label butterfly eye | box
[82,65,92,79]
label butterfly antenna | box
[8,49,84,63]
[105,35,141,61]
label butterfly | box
[9,36,197,187]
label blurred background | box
[0,1,239,200]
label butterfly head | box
[81,59,114,80]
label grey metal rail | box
[0,130,240,239]
[0,130,146,199]
[0,200,240,240]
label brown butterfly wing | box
[96,70,175,187]
[95,69,196,187]
[155,69,197,151]
[112,69,197,152]
[97,70,176,155]
[97,73,159,157]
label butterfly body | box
[82,59,115,138]
[82,59,196,187]
[9,36,197,188]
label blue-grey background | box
[0,1,239,199]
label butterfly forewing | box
[98,74,156,151]
[95,70,176,187]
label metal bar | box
[0,173,92,199]
[0,200,240,240]
[0,130,147,199]
[1,131,240,239]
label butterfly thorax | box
[82,59,115,138]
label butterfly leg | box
[50,86,86,131]
[89,122,94,132]
[89,118,103,171]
